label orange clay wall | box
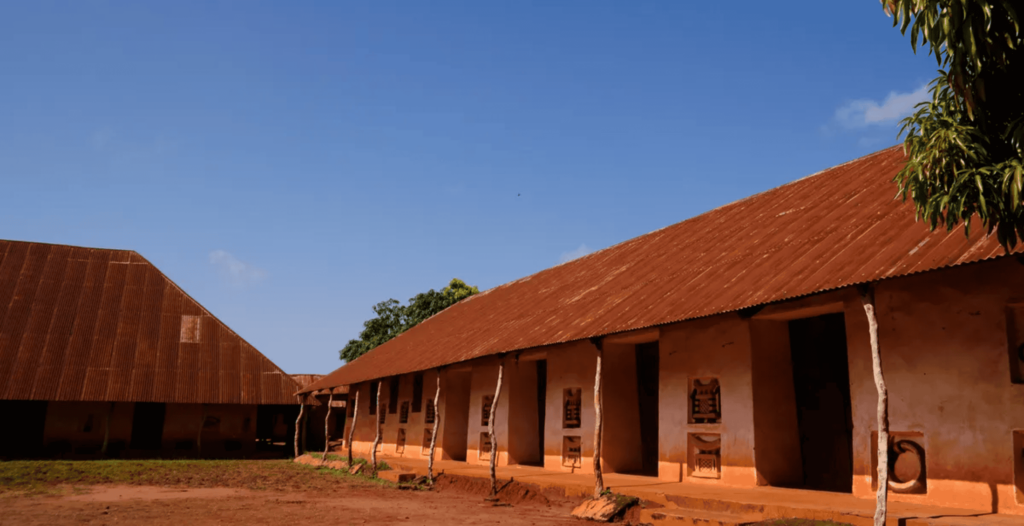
[844,257,1024,514]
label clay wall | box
[40,401,257,458]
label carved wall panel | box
[871,431,927,494]
[689,378,721,424]
[378,403,386,424]
[479,432,492,460]
[396,428,406,454]
[399,401,410,424]
[688,433,721,479]
[422,428,433,456]
[563,388,582,429]
[481,395,494,427]
[562,436,582,468]
[425,400,436,424]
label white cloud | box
[209,250,268,286]
[835,84,929,128]
[558,244,593,264]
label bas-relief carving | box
[872,431,927,494]
[689,434,721,479]
[421,428,432,456]
[399,401,409,424]
[689,378,721,424]
[479,432,492,460]
[425,400,436,424]
[396,428,406,454]
[563,388,581,429]
[562,436,582,468]
[481,395,494,427]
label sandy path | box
[1,484,581,525]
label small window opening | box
[180,315,201,343]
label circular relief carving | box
[888,439,925,493]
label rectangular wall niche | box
[377,403,386,424]
[562,436,582,468]
[479,432,492,460]
[396,428,406,454]
[689,378,721,424]
[563,388,582,429]
[399,401,410,424]
[871,431,927,494]
[425,400,436,424]
[687,433,721,479]
[481,395,494,427]
[422,428,433,456]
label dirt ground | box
[0,460,583,526]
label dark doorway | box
[0,400,47,459]
[788,313,854,493]
[535,359,547,465]
[635,342,660,476]
[130,402,166,451]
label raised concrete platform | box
[375,454,1023,526]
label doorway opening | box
[130,402,166,451]
[0,400,47,459]
[788,313,854,493]
[440,369,471,461]
[635,341,660,476]
[536,359,547,466]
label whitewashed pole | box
[861,285,889,526]
[428,370,442,482]
[488,358,505,496]
[322,391,334,463]
[592,338,605,499]
[347,389,359,465]
[293,398,305,458]
[371,382,382,475]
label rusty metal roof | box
[302,146,1016,393]
[0,240,302,405]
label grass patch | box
[0,459,383,496]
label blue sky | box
[1,2,937,375]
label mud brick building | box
[302,146,1024,515]
[0,240,303,459]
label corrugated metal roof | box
[0,240,302,405]
[302,146,1018,393]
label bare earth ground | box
[0,460,582,526]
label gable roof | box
[302,146,1014,392]
[0,240,301,405]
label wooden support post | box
[371,382,382,476]
[198,404,206,458]
[592,338,605,499]
[322,392,334,463]
[347,389,359,466]
[294,399,305,458]
[428,369,441,482]
[100,402,114,457]
[488,358,504,496]
[861,285,888,526]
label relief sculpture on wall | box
[689,378,721,424]
[888,437,926,494]
[563,388,581,429]
[481,395,494,427]
[396,428,406,454]
[399,401,410,424]
[562,436,582,469]
[425,400,436,424]
[688,434,721,479]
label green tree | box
[887,0,1024,248]
[339,278,480,362]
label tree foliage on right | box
[887,1,1023,248]
[338,278,479,363]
